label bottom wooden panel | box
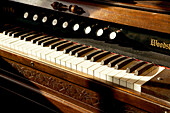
[0,57,148,113]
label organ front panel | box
[0,0,170,112]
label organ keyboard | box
[0,25,165,92]
[0,0,170,113]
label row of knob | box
[23,12,121,41]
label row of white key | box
[0,33,165,92]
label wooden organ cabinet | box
[0,0,170,112]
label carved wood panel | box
[9,62,100,107]
[0,58,147,113]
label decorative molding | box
[9,62,100,107]
[4,60,146,112]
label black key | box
[36,37,54,45]
[84,50,103,60]
[75,47,94,57]
[134,63,154,76]
[63,44,82,54]
[55,41,73,51]
[19,31,37,40]
[7,27,24,35]
[49,40,67,49]
[11,29,31,38]
[114,58,135,70]
[101,54,119,65]
[3,27,20,35]
[7,29,20,36]
[7,28,26,36]
[0,24,15,32]
[24,34,42,41]
[108,56,127,67]
[31,35,48,44]
[41,38,60,47]
[126,61,145,73]
[90,51,110,62]
[69,46,87,56]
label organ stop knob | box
[24,12,29,19]
[42,16,48,23]
[84,26,91,34]
[33,14,38,21]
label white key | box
[65,57,84,69]
[107,70,123,82]
[2,31,7,35]
[77,60,95,72]
[41,49,54,60]
[0,37,11,45]
[13,41,26,50]
[31,46,45,56]
[47,51,64,63]
[1,37,12,45]
[113,70,127,84]
[0,35,7,41]
[23,43,38,54]
[45,51,60,62]
[127,66,161,89]
[0,33,9,38]
[15,42,26,50]
[55,54,69,65]
[82,61,98,74]
[6,38,20,48]
[94,65,108,78]
[127,75,143,89]
[0,35,8,39]
[120,73,135,87]
[134,67,165,92]
[88,63,101,76]
[0,37,9,45]
[100,67,114,80]
[27,45,41,55]
[10,40,23,49]
[1,38,11,45]
[36,47,49,58]
[60,56,75,66]
[18,42,32,52]
[0,33,5,36]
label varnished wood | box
[0,0,170,112]
[58,0,170,34]
[0,68,97,113]
[11,0,170,34]
[0,43,169,112]
[142,68,170,102]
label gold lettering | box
[163,42,166,49]
[160,43,163,48]
[156,40,160,47]
[150,39,170,51]
[150,39,155,46]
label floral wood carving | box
[9,62,100,107]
